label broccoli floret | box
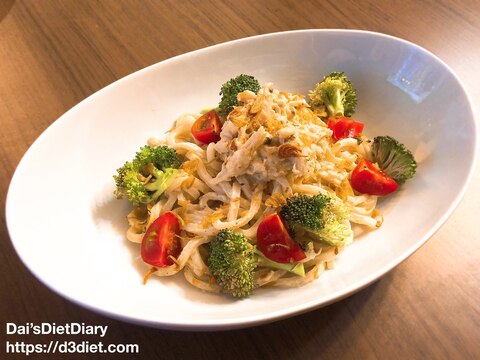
[114,145,182,206]
[371,136,417,185]
[208,230,305,298]
[218,74,260,116]
[280,194,353,247]
[208,230,256,298]
[133,145,182,170]
[309,71,357,118]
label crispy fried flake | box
[177,199,191,207]
[338,158,356,171]
[265,117,283,133]
[312,105,328,119]
[250,94,266,114]
[336,177,355,201]
[168,255,180,267]
[229,140,238,151]
[202,211,225,228]
[240,210,250,218]
[249,118,262,131]
[182,176,196,189]
[143,267,157,285]
[298,132,313,147]
[372,209,384,228]
[295,106,324,125]
[278,143,304,158]
[265,193,287,208]
[182,159,200,175]
[300,172,320,185]
[228,107,249,128]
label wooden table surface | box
[1,1,479,359]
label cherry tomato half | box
[191,110,222,144]
[327,116,364,142]
[350,159,398,196]
[257,213,306,264]
[141,212,181,267]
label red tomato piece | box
[327,116,364,142]
[141,212,181,267]
[191,110,222,144]
[256,213,306,264]
[350,159,398,196]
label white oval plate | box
[6,30,478,330]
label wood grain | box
[1,1,479,359]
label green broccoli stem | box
[254,249,305,277]
[144,168,178,200]
[327,89,345,117]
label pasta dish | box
[114,73,416,297]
